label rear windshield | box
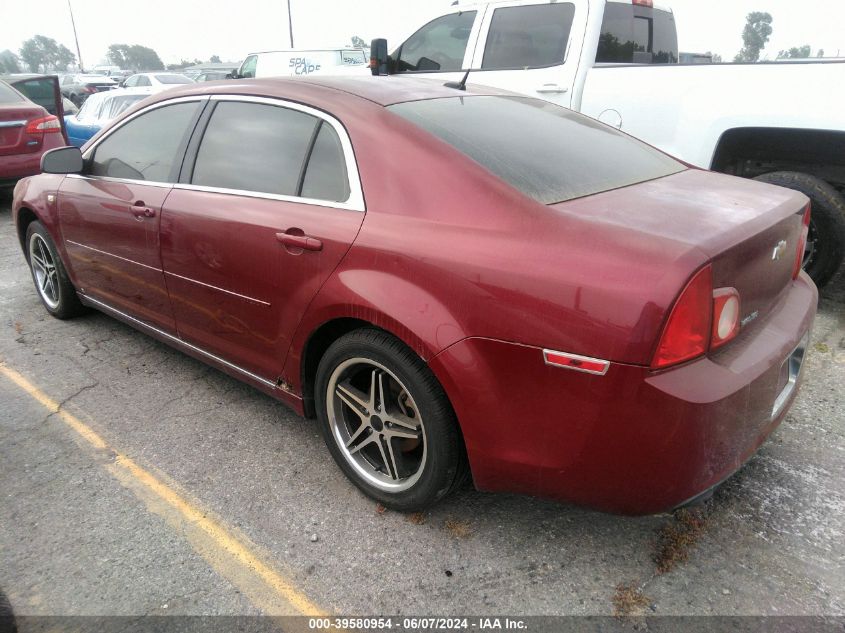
[388,96,684,204]
[155,74,193,84]
[596,2,678,64]
[0,81,25,104]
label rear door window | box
[190,101,319,196]
[482,4,576,70]
[396,11,477,72]
[596,2,678,63]
[300,122,350,202]
[90,101,200,182]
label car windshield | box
[388,95,685,204]
[154,74,193,84]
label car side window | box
[240,55,258,78]
[301,122,350,202]
[90,101,200,182]
[396,11,477,72]
[482,4,576,70]
[136,76,151,87]
[191,101,319,197]
[123,75,137,87]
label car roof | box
[143,75,515,108]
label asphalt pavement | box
[1,188,843,618]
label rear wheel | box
[25,221,86,319]
[315,329,467,511]
[753,171,845,287]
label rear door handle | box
[275,231,323,252]
[130,202,155,218]
[536,83,569,94]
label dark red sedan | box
[12,77,817,514]
[0,78,66,186]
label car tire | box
[25,221,86,319]
[753,171,845,287]
[315,328,468,511]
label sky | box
[1,0,842,68]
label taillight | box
[84,85,97,93]
[711,288,740,349]
[633,0,654,6]
[652,265,746,368]
[652,266,713,368]
[25,115,62,134]
[793,203,811,279]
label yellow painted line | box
[0,361,325,616]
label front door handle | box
[275,231,323,252]
[130,202,155,218]
[536,83,569,94]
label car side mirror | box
[226,72,240,79]
[41,146,83,174]
[370,38,389,75]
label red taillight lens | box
[84,85,97,93]
[711,288,740,349]
[633,0,654,6]
[652,266,713,369]
[793,203,811,280]
[25,115,62,134]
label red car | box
[1,78,66,186]
[12,77,816,514]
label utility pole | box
[287,0,295,48]
[67,0,84,71]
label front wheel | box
[26,221,86,319]
[315,329,467,511]
[753,171,845,287]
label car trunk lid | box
[554,169,808,329]
[0,102,49,156]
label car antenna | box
[444,68,471,91]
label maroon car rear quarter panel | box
[429,274,816,514]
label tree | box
[0,49,21,73]
[734,12,773,62]
[106,43,164,71]
[210,54,221,63]
[19,35,76,72]
[351,35,367,48]
[777,45,811,59]
[704,51,723,63]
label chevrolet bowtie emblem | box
[772,239,788,261]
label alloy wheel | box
[326,358,427,492]
[29,233,60,310]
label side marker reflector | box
[543,349,610,375]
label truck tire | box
[753,171,845,287]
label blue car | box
[64,87,153,147]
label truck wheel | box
[753,172,845,287]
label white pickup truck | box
[370,0,845,286]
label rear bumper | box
[428,273,818,515]
[0,135,64,184]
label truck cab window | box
[482,4,576,70]
[395,11,477,72]
[596,3,678,64]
